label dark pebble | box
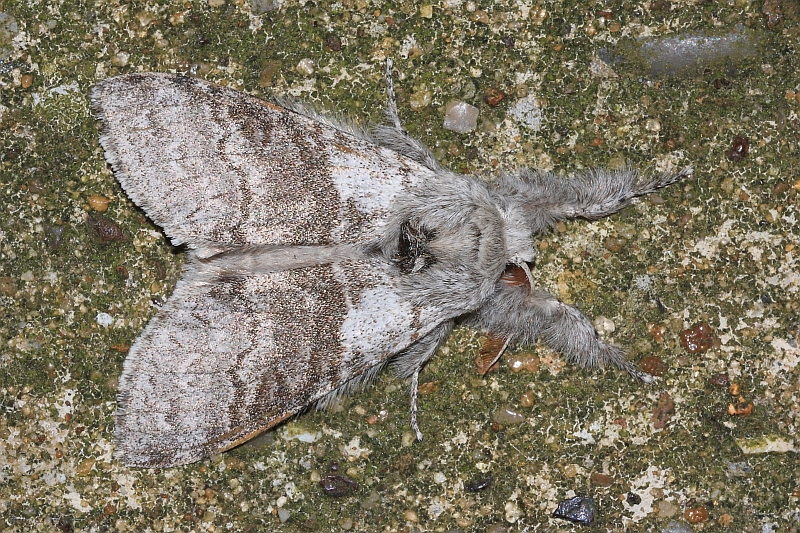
[464,475,493,492]
[710,373,729,387]
[324,32,342,52]
[726,136,749,161]
[553,496,596,525]
[87,215,127,243]
[626,492,642,505]
[320,474,358,497]
[45,225,65,250]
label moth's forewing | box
[92,73,436,251]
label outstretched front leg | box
[466,267,652,382]
[491,166,693,234]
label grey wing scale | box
[117,255,445,467]
[91,73,436,254]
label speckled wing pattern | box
[92,73,435,253]
[92,74,446,467]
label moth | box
[92,61,692,467]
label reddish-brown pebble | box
[484,87,505,106]
[726,136,750,161]
[88,215,127,243]
[679,322,717,353]
[648,323,666,342]
[590,472,613,486]
[773,182,789,195]
[21,74,34,88]
[684,505,709,523]
[710,373,730,387]
[640,355,668,377]
[652,392,675,429]
[417,381,440,395]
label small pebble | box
[652,391,675,429]
[726,136,749,161]
[403,510,419,522]
[679,322,717,353]
[506,352,539,373]
[519,391,535,407]
[657,500,679,518]
[88,194,111,212]
[320,474,358,497]
[603,237,625,252]
[530,7,547,25]
[626,492,642,505]
[111,51,129,67]
[295,58,315,76]
[250,0,279,15]
[491,406,525,425]
[645,118,662,132]
[21,74,33,88]
[443,101,479,133]
[640,355,668,377]
[684,505,709,524]
[553,496,596,525]
[338,517,353,530]
[484,87,505,106]
[508,96,543,131]
[710,373,729,386]
[590,472,613,486]
[593,315,615,334]
[417,381,440,394]
[464,475,493,492]
[277,509,291,523]
[88,215,127,243]
[324,32,342,52]
[661,520,693,533]
[409,90,433,110]
[471,9,489,24]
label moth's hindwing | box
[116,257,445,467]
[91,73,436,252]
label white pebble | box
[443,101,479,133]
[96,312,114,327]
[295,58,315,76]
[593,315,615,334]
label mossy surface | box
[1,0,799,531]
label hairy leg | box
[492,166,693,234]
[391,320,454,440]
[467,282,652,382]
